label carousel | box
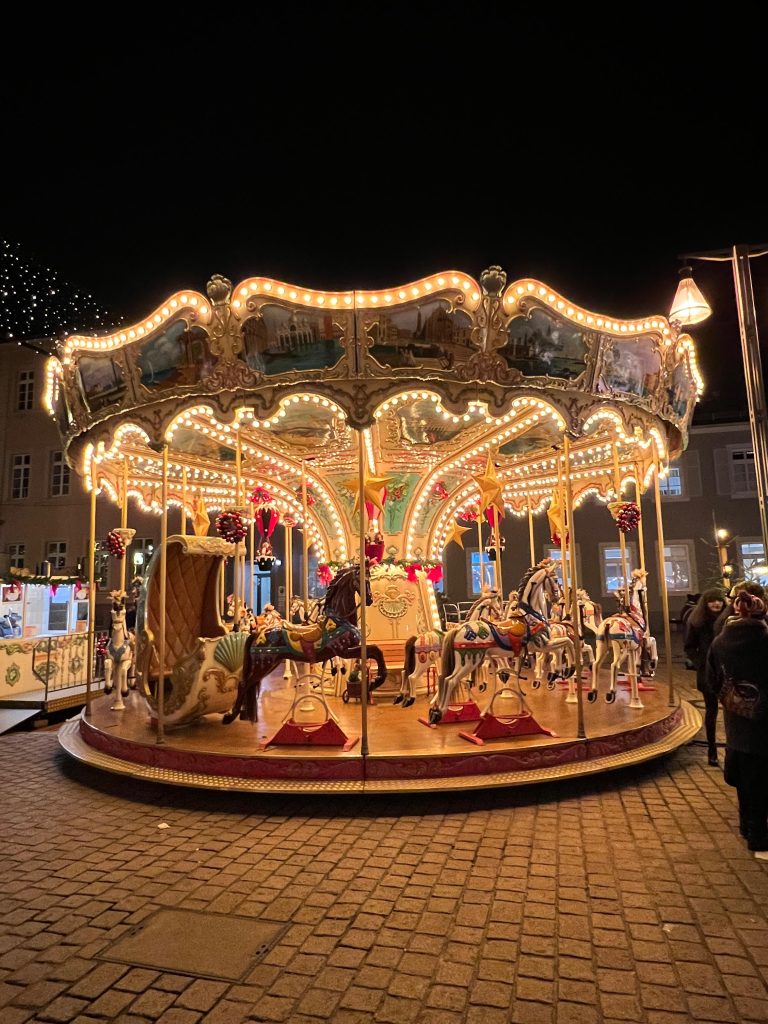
[50,266,702,793]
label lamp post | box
[670,244,768,556]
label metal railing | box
[29,630,108,701]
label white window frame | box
[8,543,25,569]
[466,548,495,596]
[543,544,583,588]
[740,539,768,585]
[17,370,34,411]
[46,541,67,571]
[729,445,757,497]
[599,542,638,596]
[49,451,70,497]
[658,540,698,594]
[10,454,30,500]
[659,466,684,499]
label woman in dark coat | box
[713,580,766,637]
[706,592,768,856]
[684,587,726,765]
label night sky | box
[2,11,766,420]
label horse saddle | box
[286,623,323,643]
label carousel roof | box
[44,267,702,563]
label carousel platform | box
[58,671,700,794]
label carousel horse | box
[589,569,656,707]
[429,560,572,725]
[103,591,132,710]
[284,594,348,689]
[395,588,511,708]
[547,587,602,675]
[510,562,577,691]
[226,564,387,723]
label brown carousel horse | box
[224,564,387,723]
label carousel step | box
[0,707,39,733]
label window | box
[46,541,67,571]
[94,542,110,588]
[49,452,70,497]
[130,538,155,576]
[599,543,638,594]
[741,541,768,585]
[10,455,30,499]
[544,545,582,588]
[662,542,696,592]
[731,448,757,496]
[659,467,682,497]
[468,550,495,595]
[8,543,25,569]
[17,371,34,411]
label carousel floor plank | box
[59,670,701,793]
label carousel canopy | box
[45,267,702,564]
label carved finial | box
[480,266,506,298]
[207,274,232,306]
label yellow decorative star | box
[473,453,505,520]
[445,519,471,549]
[341,473,394,516]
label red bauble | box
[215,510,247,543]
[105,530,126,559]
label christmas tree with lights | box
[0,239,121,348]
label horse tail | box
[440,628,458,679]
[403,636,416,681]
[240,633,260,723]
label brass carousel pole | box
[612,445,631,608]
[85,461,97,719]
[527,496,536,566]
[180,466,187,536]
[358,431,369,757]
[653,445,675,706]
[285,522,293,620]
[119,455,129,595]
[563,435,585,740]
[492,508,503,595]
[475,510,484,591]
[635,462,650,641]
[235,434,243,625]
[249,512,255,614]
[556,455,570,609]
[302,461,310,620]
[156,444,169,744]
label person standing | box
[684,588,726,766]
[706,592,768,857]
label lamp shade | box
[670,269,712,325]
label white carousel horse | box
[429,560,573,725]
[513,563,577,693]
[590,569,656,708]
[103,593,132,710]
[395,589,511,708]
[548,588,602,676]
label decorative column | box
[156,444,169,744]
[611,445,631,608]
[527,497,536,566]
[302,461,310,620]
[181,466,187,536]
[563,434,586,739]
[85,461,97,718]
[358,431,369,757]
[653,446,675,706]
[556,455,570,609]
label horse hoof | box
[547,680,556,691]
[606,691,616,704]
[428,708,442,725]
[587,691,597,704]
[532,680,541,690]
[499,672,510,684]
[478,683,487,693]
[393,694,404,705]
[222,713,235,725]
[403,697,415,708]
[331,667,338,676]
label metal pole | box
[732,246,768,555]
[157,444,168,743]
[302,462,310,619]
[235,435,243,624]
[85,463,97,718]
[475,511,484,592]
[635,463,650,638]
[249,513,255,615]
[285,524,293,620]
[612,445,630,607]
[653,446,675,706]
[493,510,503,595]
[119,456,129,594]
[358,430,369,757]
[563,435,585,739]
[556,455,570,608]
[181,466,187,536]
[528,497,536,566]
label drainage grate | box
[100,909,287,981]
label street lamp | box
[670,244,768,556]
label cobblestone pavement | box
[1,684,766,1024]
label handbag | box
[719,673,766,720]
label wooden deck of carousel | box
[58,669,701,794]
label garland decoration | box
[215,510,247,543]
[608,501,641,534]
[105,529,126,559]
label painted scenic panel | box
[268,403,349,452]
[498,420,562,458]
[500,307,589,379]
[172,427,236,462]
[77,354,128,412]
[393,399,472,446]
[367,300,475,371]
[136,323,214,390]
[598,335,661,399]
[242,307,345,375]
[666,360,695,420]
